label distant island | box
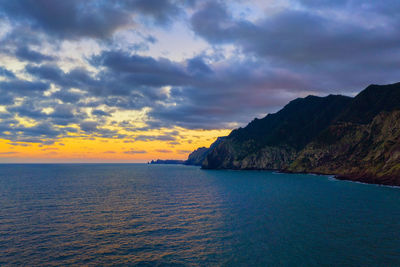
[152,82,400,186]
[149,159,186,165]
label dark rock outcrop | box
[150,137,225,166]
[201,82,400,186]
[185,137,225,166]
[203,94,352,170]
[149,159,185,164]
[185,147,209,166]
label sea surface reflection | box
[0,164,399,266]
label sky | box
[1,0,400,163]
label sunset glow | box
[1,0,400,162]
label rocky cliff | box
[185,147,209,166]
[203,94,352,170]
[185,137,225,166]
[201,82,400,186]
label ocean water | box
[0,164,399,266]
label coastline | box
[150,159,400,187]
[201,166,400,187]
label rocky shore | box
[199,82,400,186]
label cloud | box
[86,50,303,129]
[92,109,111,117]
[124,149,147,154]
[190,1,400,90]
[0,120,63,144]
[15,46,55,63]
[0,0,132,39]
[0,80,49,94]
[51,90,83,104]
[92,50,190,87]
[80,121,98,133]
[22,50,310,131]
[0,0,193,40]
[177,149,191,154]
[49,104,83,126]
[134,134,177,142]
[3,0,400,146]
[0,67,16,78]
[25,64,95,89]
[8,143,30,147]
[123,0,184,26]
[7,102,47,119]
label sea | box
[0,164,399,266]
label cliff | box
[202,82,400,186]
[289,111,400,185]
[186,137,225,166]
[202,94,352,170]
[185,147,209,166]
[150,137,225,166]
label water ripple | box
[0,164,399,266]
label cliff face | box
[202,144,297,170]
[185,137,225,166]
[202,82,400,186]
[203,94,352,170]
[289,111,400,185]
[185,147,209,166]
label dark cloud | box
[0,94,14,105]
[51,90,83,104]
[80,121,98,133]
[190,1,241,44]
[25,64,95,89]
[190,1,400,90]
[0,121,63,144]
[92,50,190,88]
[23,50,309,130]
[92,109,111,117]
[86,50,300,129]
[3,0,400,145]
[25,64,64,82]
[78,121,119,138]
[0,80,49,94]
[187,56,213,76]
[124,0,182,25]
[0,0,193,40]
[49,104,84,126]
[17,122,60,138]
[0,0,132,39]
[1,95,107,143]
[0,67,16,78]
[7,101,47,119]
[15,46,55,63]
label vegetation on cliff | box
[202,94,352,170]
[201,82,400,186]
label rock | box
[202,82,400,186]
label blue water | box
[0,164,399,266]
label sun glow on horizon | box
[0,128,231,163]
[1,0,399,162]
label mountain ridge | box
[199,82,400,186]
